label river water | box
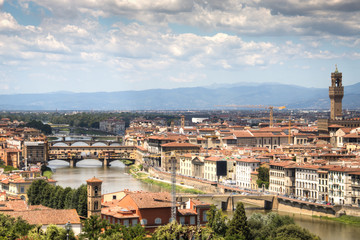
[48,159,360,240]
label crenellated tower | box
[329,65,344,120]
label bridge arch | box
[110,143,121,146]
[92,142,107,147]
[71,141,90,147]
[52,142,69,147]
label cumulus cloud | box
[18,0,360,37]
[0,0,358,93]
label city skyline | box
[1,0,360,94]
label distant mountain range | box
[0,82,359,110]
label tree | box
[80,215,108,240]
[64,189,74,209]
[0,213,35,239]
[256,166,269,189]
[24,224,76,240]
[274,224,321,240]
[246,212,319,240]
[76,185,88,217]
[206,205,228,236]
[27,179,48,205]
[225,202,251,240]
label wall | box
[149,168,218,193]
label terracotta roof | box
[343,133,360,138]
[0,200,28,211]
[328,124,344,128]
[233,131,253,138]
[236,158,260,163]
[5,209,80,225]
[86,177,103,183]
[270,161,296,168]
[178,209,197,216]
[161,142,199,148]
[204,156,222,162]
[128,192,173,209]
[190,199,211,207]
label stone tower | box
[180,115,185,129]
[329,65,344,120]
[86,177,102,217]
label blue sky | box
[0,0,360,94]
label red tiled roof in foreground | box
[128,192,173,209]
[5,209,80,225]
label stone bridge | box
[48,145,141,167]
[176,193,278,211]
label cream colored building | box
[204,156,221,182]
[269,161,296,195]
[295,165,319,200]
[235,158,260,189]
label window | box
[123,219,129,227]
[180,217,185,225]
[140,219,147,225]
[190,216,195,225]
[20,187,25,193]
[94,201,98,210]
[132,219,138,226]
[203,211,207,222]
[155,218,162,224]
[94,186,98,196]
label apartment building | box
[318,169,329,202]
[269,161,296,195]
[349,171,360,207]
[235,158,260,189]
[203,156,221,182]
[295,165,319,200]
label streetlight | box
[65,220,72,240]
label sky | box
[0,0,360,94]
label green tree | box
[0,213,35,239]
[64,189,75,209]
[27,179,48,205]
[206,204,228,236]
[225,202,251,240]
[24,224,76,240]
[274,224,321,240]
[40,184,55,207]
[256,167,269,189]
[76,184,88,217]
[80,215,108,240]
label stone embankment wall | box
[147,168,360,218]
[148,168,218,193]
[336,205,360,217]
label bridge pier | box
[264,196,279,210]
[222,196,235,211]
[69,159,76,168]
[102,158,110,167]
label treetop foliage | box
[27,179,87,217]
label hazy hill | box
[0,82,359,110]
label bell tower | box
[86,177,102,217]
[329,65,344,120]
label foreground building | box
[101,191,210,232]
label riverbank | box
[313,215,360,225]
[129,166,204,194]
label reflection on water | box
[49,160,360,240]
[48,159,164,194]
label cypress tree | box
[226,202,252,240]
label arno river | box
[48,159,360,240]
